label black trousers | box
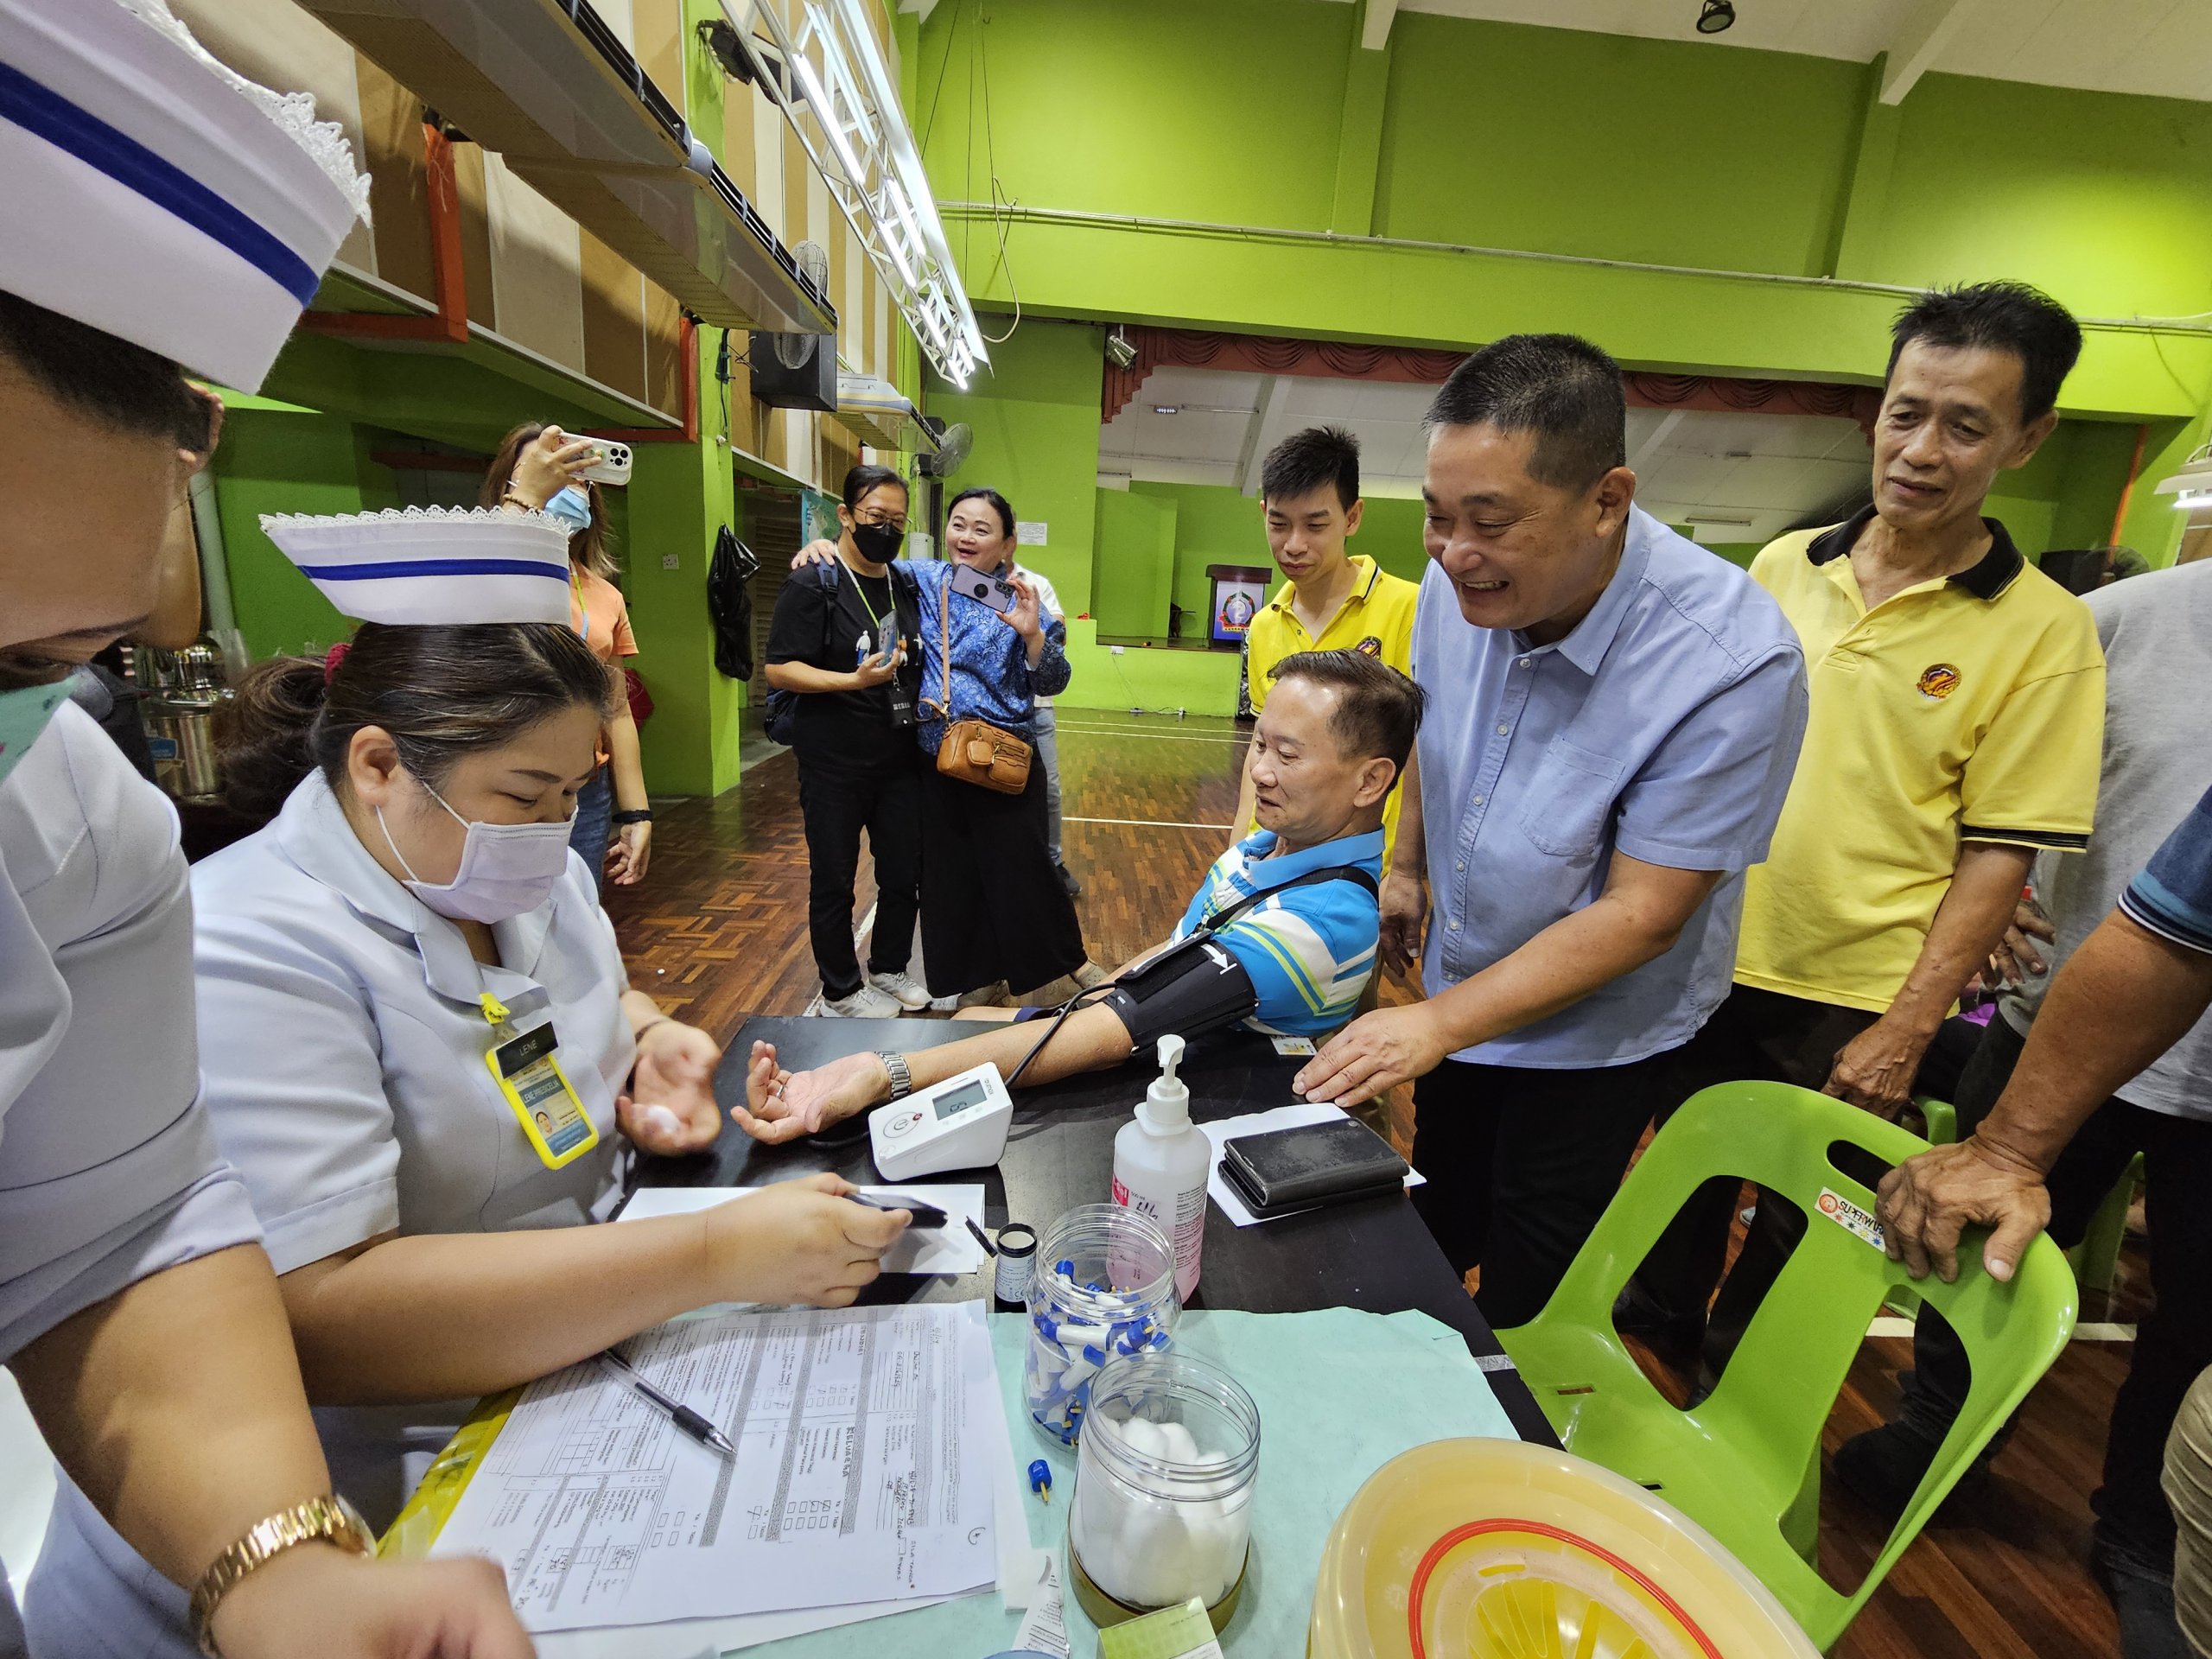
[918,760,1085,999]
[1902,1013,2212,1580]
[1408,1050,1674,1332]
[1618,985,1878,1356]
[796,753,921,1001]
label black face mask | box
[849,521,906,563]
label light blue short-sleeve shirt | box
[1413,507,1808,1068]
[1173,829,1384,1035]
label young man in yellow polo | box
[1232,426,1420,867]
[1623,281,2106,1376]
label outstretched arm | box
[1294,852,1719,1107]
[1878,906,2212,1281]
[733,1002,1139,1144]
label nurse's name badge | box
[1916,662,1961,701]
[486,1014,601,1170]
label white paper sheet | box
[431,1303,997,1633]
[1011,1554,1071,1656]
[527,1306,1039,1657]
[1200,1103,1425,1227]
[618,1184,988,1275]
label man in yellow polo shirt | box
[1623,281,2105,1376]
[1233,426,1420,867]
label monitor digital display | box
[933,1077,989,1120]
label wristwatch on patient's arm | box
[874,1051,912,1102]
[188,1494,377,1656]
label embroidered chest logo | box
[1353,635,1383,658]
[1916,663,1961,702]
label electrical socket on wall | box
[1109,645,1125,655]
[661,554,680,570]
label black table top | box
[638,1014,1555,1446]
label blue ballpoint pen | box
[598,1350,735,1459]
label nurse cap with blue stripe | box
[0,0,370,392]
[260,507,577,627]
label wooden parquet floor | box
[608,709,2138,1659]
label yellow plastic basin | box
[1308,1439,1819,1659]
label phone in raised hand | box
[577,439,632,486]
[951,566,1019,614]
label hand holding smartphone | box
[952,567,1020,614]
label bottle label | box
[1114,1173,1204,1297]
[1172,1183,1205,1299]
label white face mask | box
[377,775,574,923]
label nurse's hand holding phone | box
[709,1173,910,1307]
[618,1017,726,1156]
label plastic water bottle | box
[1112,1036,1210,1301]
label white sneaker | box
[867,970,932,1011]
[817,984,900,1018]
[928,995,960,1014]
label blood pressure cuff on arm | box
[1101,936,1259,1050]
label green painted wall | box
[925,321,1103,612]
[922,0,1350,238]
[918,3,2212,577]
[211,408,390,658]
[624,327,742,797]
[1093,489,1176,636]
[1059,620,1241,716]
[1124,481,1430,638]
[1376,18,1866,279]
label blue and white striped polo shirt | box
[2121,783,2212,959]
[1173,829,1385,1037]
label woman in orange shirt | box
[481,423,652,892]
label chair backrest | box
[1527,1081,2076,1628]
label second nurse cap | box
[261,507,576,628]
[0,0,370,391]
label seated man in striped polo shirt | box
[731,650,1423,1143]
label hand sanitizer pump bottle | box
[1112,1035,1211,1300]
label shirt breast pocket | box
[1516,737,1627,860]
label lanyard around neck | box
[842,557,892,637]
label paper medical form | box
[430,1301,998,1632]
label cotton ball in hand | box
[640,1104,683,1140]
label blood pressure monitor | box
[868,1061,1014,1180]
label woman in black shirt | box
[763,465,928,1016]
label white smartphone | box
[578,439,632,486]
[950,566,1019,614]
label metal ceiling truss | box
[718,0,987,389]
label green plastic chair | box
[1916,1096,2139,1298]
[1498,1082,2077,1651]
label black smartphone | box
[846,1192,948,1229]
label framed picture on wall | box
[1205,564,1274,649]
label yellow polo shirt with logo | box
[1243,553,1421,865]
[1734,506,2103,1014]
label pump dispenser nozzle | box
[1143,1034,1191,1131]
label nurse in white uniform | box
[35,504,912,1656]
[3,4,527,1655]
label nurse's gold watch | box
[188,1493,377,1656]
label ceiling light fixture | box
[717,0,987,389]
[1696,0,1736,34]
[1105,327,1139,371]
[2155,442,2212,507]
[1154,405,1179,416]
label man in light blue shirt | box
[1295,334,1808,1327]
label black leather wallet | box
[1218,1116,1409,1218]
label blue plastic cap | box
[1027,1459,1052,1493]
